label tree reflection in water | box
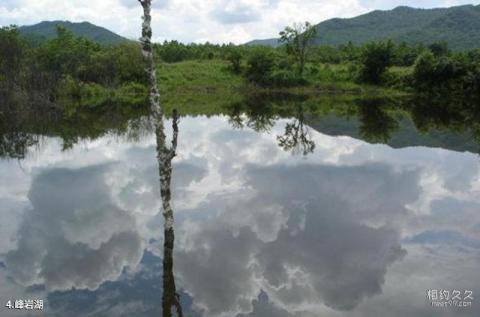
[277,104,315,156]
[155,109,183,317]
[357,98,399,143]
[0,96,40,160]
[227,96,315,156]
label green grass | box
[156,60,244,115]
[156,59,409,102]
[157,60,243,96]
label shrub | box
[413,52,467,91]
[358,41,394,84]
[245,48,276,86]
[226,49,242,74]
[412,51,480,101]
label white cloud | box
[3,164,145,291]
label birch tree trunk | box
[137,0,174,229]
[137,2,183,316]
[138,0,162,118]
[158,113,183,317]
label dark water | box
[1,98,479,316]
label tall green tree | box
[279,21,317,76]
[0,26,26,88]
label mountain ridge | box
[246,4,480,50]
[18,20,129,45]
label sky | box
[0,0,479,44]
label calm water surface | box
[1,107,479,316]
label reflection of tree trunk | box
[162,224,183,317]
[156,112,183,317]
[156,113,182,317]
[156,111,178,230]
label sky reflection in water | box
[0,115,479,317]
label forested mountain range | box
[247,4,480,50]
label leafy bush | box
[413,52,463,90]
[276,56,294,71]
[358,41,394,84]
[393,42,422,66]
[412,51,480,100]
[226,49,242,74]
[245,48,276,86]
[84,42,147,86]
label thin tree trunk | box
[138,0,162,118]
[137,0,174,228]
[158,113,183,317]
[137,2,183,316]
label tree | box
[358,40,394,84]
[245,47,275,86]
[226,48,242,74]
[0,26,26,87]
[413,51,470,93]
[137,2,183,316]
[279,21,317,76]
[36,26,101,83]
[393,42,421,66]
[412,51,436,89]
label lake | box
[0,96,479,316]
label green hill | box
[247,4,480,50]
[19,21,129,45]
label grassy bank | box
[155,59,412,117]
[157,59,410,100]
